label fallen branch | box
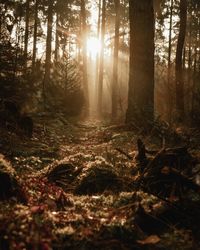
[115,148,133,160]
[161,167,200,193]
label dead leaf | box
[137,235,161,245]
[30,205,45,213]
[81,228,94,237]
[161,166,170,175]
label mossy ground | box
[0,114,200,250]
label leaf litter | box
[0,115,200,249]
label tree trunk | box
[32,0,38,72]
[167,0,173,123]
[126,0,155,124]
[191,20,199,121]
[24,0,30,71]
[111,0,120,119]
[188,21,192,71]
[175,0,187,122]
[44,0,53,99]
[95,0,101,113]
[81,0,89,115]
[191,44,197,120]
[55,12,60,62]
[97,0,106,116]
[187,20,192,117]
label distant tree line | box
[0,0,199,126]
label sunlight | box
[87,36,101,59]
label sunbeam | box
[87,36,101,59]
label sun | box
[87,36,101,59]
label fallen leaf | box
[81,228,94,237]
[137,235,161,245]
[161,166,170,175]
[30,205,45,213]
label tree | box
[43,0,54,102]
[97,0,106,115]
[80,0,89,114]
[126,0,155,124]
[24,0,30,71]
[55,9,60,62]
[32,0,38,71]
[167,0,173,123]
[95,0,101,113]
[111,0,120,119]
[175,0,187,121]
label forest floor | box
[0,113,200,250]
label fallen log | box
[137,139,195,174]
[161,167,200,193]
[136,139,200,199]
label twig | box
[115,147,133,160]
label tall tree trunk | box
[191,44,197,120]
[44,0,53,104]
[97,0,106,116]
[15,18,23,77]
[32,0,38,72]
[111,0,120,119]
[24,0,30,71]
[187,20,192,116]
[81,0,89,115]
[167,0,173,123]
[55,11,59,62]
[175,0,187,121]
[126,0,155,124]
[191,17,200,121]
[95,0,101,113]
[187,19,192,70]
[182,47,186,69]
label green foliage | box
[45,55,85,116]
[0,41,29,103]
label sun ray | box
[87,36,101,59]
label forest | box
[0,0,200,249]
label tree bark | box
[175,0,187,122]
[167,0,173,123]
[44,0,53,104]
[126,0,155,124]
[188,19,192,71]
[111,0,120,119]
[24,0,30,71]
[81,0,89,115]
[191,16,200,121]
[32,0,38,72]
[95,0,101,113]
[97,0,106,116]
[187,20,192,116]
[55,11,60,62]
[44,0,53,77]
